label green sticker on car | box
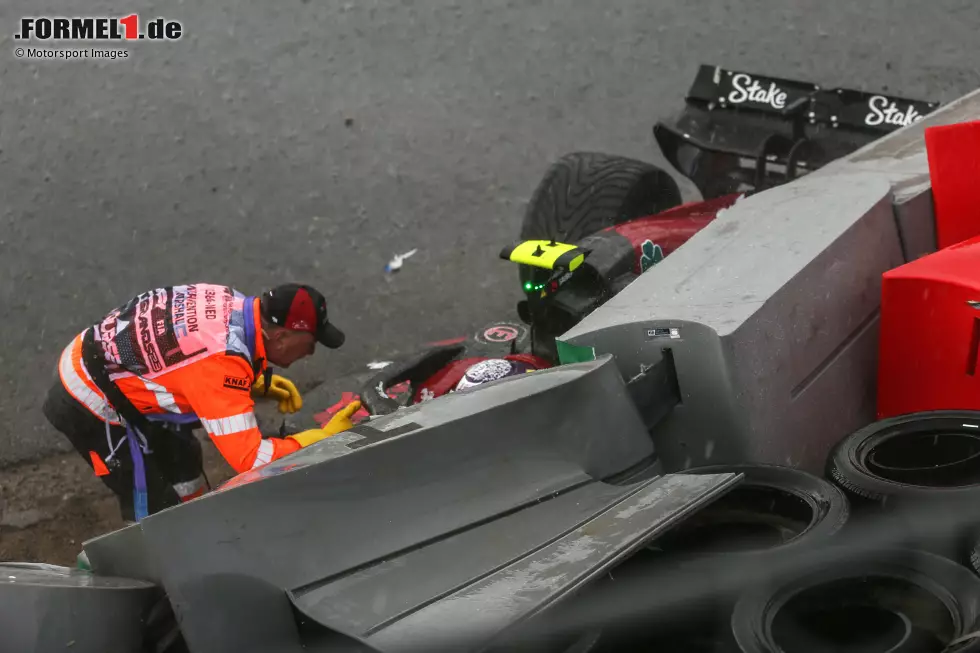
[640,240,664,273]
[556,340,597,364]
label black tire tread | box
[827,459,889,503]
[520,151,681,243]
[825,410,980,505]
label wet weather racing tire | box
[649,464,850,560]
[520,151,683,243]
[730,549,980,653]
[827,411,980,506]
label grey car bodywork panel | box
[295,472,740,653]
[0,563,156,653]
[80,356,740,653]
[84,518,160,585]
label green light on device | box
[524,282,546,293]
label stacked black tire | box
[692,411,980,653]
[578,416,980,653]
[579,464,854,653]
[826,410,980,566]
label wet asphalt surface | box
[1,0,980,464]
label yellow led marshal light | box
[499,239,586,272]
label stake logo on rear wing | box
[686,64,941,134]
[818,87,940,131]
[701,68,818,114]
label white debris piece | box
[367,361,393,370]
[385,249,418,273]
[713,193,748,221]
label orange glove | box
[286,400,361,447]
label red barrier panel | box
[878,234,980,418]
[925,120,980,249]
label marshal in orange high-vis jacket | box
[42,282,359,522]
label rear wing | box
[654,64,941,199]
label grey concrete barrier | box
[557,88,980,475]
[559,173,902,473]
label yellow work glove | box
[286,400,361,447]
[252,374,303,414]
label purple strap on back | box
[126,424,149,521]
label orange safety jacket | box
[58,283,300,474]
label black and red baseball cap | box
[260,283,345,349]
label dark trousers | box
[42,379,206,522]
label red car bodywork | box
[315,353,553,427]
[609,194,741,274]
[410,353,553,403]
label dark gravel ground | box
[2,0,980,473]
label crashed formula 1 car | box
[322,63,941,424]
[3,65,962,653]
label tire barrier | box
[730,550,980,653]
[826,411,980,563]
[651,464,850,560]
[827,411,980,508]
[551,465,851,653]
